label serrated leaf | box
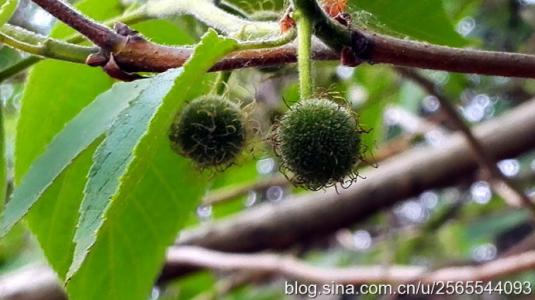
[0,79,149,237]
[351,0,467,47]
[17,62,114,276]
[0,0,18,27]
[67,30,238,300]
[12,0,198,278]
[14,0,120,277]
[69,69,182,277]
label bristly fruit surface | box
[169,95,246,169]
[275,98,362,190]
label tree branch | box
[0,265,66,300]
[5,248,535,300]
[168,246,535,284]
[16,0,535,79]
[397,67,535,213]
[370,33,535,78]
[30,0,123,49]
[0,24,97,62]
[293,0,535,78]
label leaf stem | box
[211,71,232,95]
[0,24,97,62]
[236,28,296,50]
[0,6,149,82]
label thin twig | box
[397,67,535,214]
[31,0,123,49]
[166,246,535,284]
[0,24,97,62]
[202,176,288,206]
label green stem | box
[295,10,313,100]
[292,0,352,53]
[214,0,249,19]
[0,25,96,62]
[211,71,232,95]
[237,28,296,50]
[0,7,148,82]
[0,56,40,82]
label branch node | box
[86,52,108,67]
[103,54,144,81]
[350,30,373,61]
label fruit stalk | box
[294,9,314,100]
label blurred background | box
[1,0,535,299]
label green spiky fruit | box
[276,98,362,190]
[169,95,246,169]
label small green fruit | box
[169,95,246,169]
[275,98,362,190]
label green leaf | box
[11,0,196,278]
[0,80,150,237]
[17,62,114,276]
[0,46,21,72]
[69,69,182,277]
[132,19,195,45]
[0,0,18,28]
[14,0,120,277]
[67,30,238,300]
[351,0,467,47]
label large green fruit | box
[276,98,362,190]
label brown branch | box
[112,33,535,78]
[0,265,66,300]
[5,248,535,300]
[423,250,535,282]
[370,33,535,78]
[28,0,535,78]
[169,246,535,284]
[397,67,535,213]
[165,246,425,284]
[31,0,123,50]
